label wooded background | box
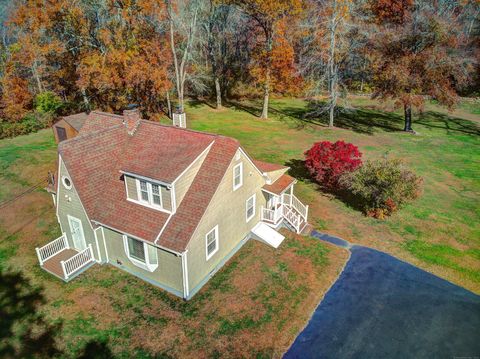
[0,0,478,134]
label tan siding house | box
[36,109,309,299]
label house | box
[37,108,309,300]
[52,112,89,143]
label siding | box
[52,119,78,143]
[57,159,102,261]
[186,151,267,292]
[125,175,138,200]
[267,168,288,184]
[174,148,209,207]
[102,226,183,295]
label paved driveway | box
[285,232,480,359]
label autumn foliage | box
[304,140,362,190]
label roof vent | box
[123,105,141,135]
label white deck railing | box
[291,194,308,220]
[261,206,283,224]
[282,205,301,233]
[36,234,68,265]
[61,244,94,279]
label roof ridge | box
[58,123,124,151]
[90,110,125,119]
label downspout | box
[181,250,190,300]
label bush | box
[304,140,362,190]
[340,158,423,219]
[0,112,52,139]
[34,91,63,114]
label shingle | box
[262,174,296,195]
[59,117,238,252]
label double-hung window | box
[123,235,159,272]
[137,179,163,209]
[206,225,219,260]
[246,194,256,222]
[233,163,243,190]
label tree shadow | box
[284,159,311,181]
[0,267,62,358]
[78,340,114,359]
[224,99,262,117]
[187,98,216,110]
[416,111,480,136]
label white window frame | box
[62,175,72,190]
[233,162,243,191]
[135,179,163,209]
[123,235,158,272]
[246,194,256,223]
[205,225,219,261]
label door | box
[68,216,86,250]
[267,194,279,210]
[57,126,67,142]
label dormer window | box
[136,179,164,209]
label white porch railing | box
[261,206,283,224]
[282,205,301,233]
[291,194,309,220]
[36,234,68,265]
[61,244,94,279]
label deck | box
[37,236,96,281]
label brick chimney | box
[123,105,141,135]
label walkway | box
[285,231,480,358]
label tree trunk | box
[261,70,270,119]
[215,77,222,109]
[81,87,90,111]
[404,103,413,132]
[328,10,337,128]
[261,33,273,120]
[166,91,172,118]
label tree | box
[166,0,201,113]
[368,0,471,132]
[227,0,303,119]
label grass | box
[0,128,347,357]
[186,96,480,292]
[0,95,478,356]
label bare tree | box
[166,0,200,113]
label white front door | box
[68,216,86,250]
[267,194,279,210]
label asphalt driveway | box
[284,232,480,359]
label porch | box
[36,234,95,281]
[261,191,309,234]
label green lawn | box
[185,97,480,292]
[0,96,478,356]
[0,126,348,357]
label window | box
[151,184,162,206]
[246,194,256,222]
[139,180,149,202]
[136,179,164,209]
[57,127,67,142]
[127,237,146,262]
[205,225,219,260]
[123,235,159,272]
[62,176,72,190]
[233,163,243,190]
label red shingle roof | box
[62,112,88,131]
[79,111,123,134]
[59,118,239,252]
[262,174,296,195]
[253,159,288,173]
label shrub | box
[340,158,423,219]
[34,91,63,114]
[0,112,51,139]
[304,140,362,190]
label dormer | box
[122,172,174,214]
